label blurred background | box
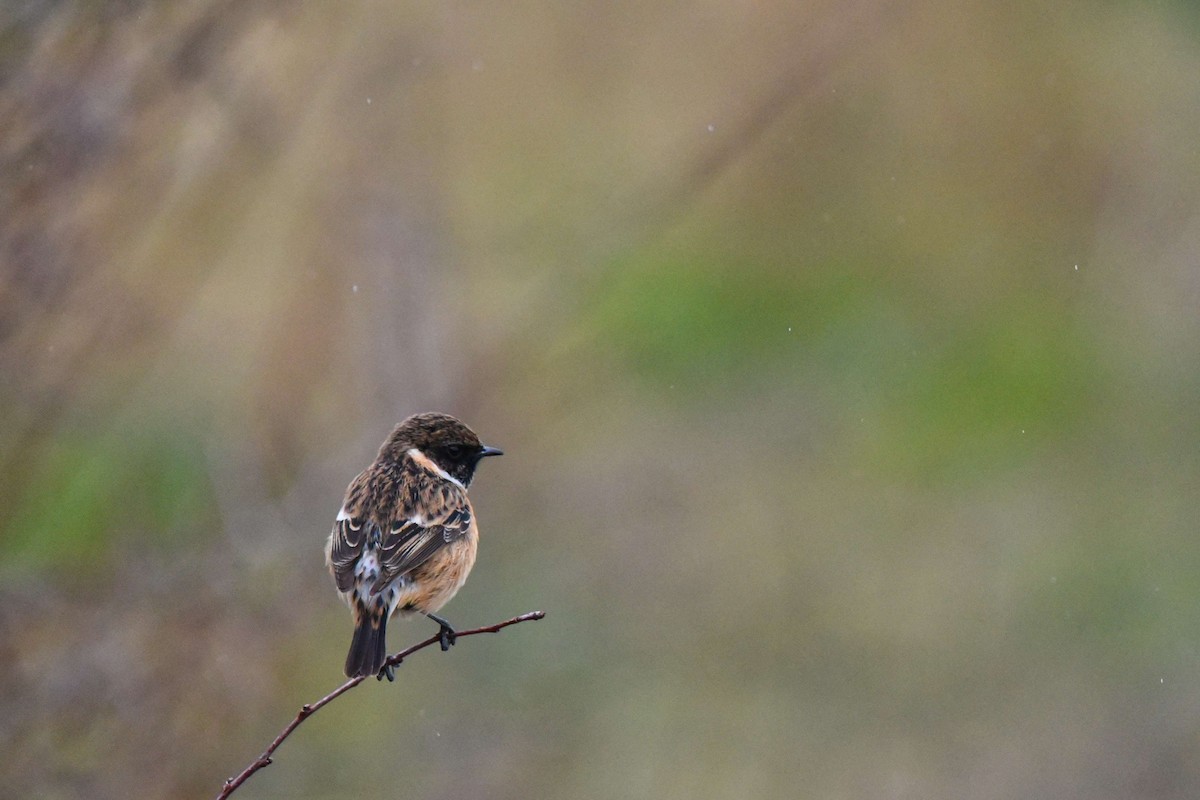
[3,1,1200,798]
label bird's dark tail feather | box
[344,610,388,679]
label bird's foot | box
[438,624,457,651]
[426,613,458,651]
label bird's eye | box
[446,444,464,458]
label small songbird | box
[325,413,503,680]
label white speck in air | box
[707,124,715,132]
[366,97,372,105]
[352,284,359,293]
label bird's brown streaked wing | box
[329,516,370,592]
[328,471,374,592]
[372,503,473,594]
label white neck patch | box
[407,447,466,489]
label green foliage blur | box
[4,1,1200,798]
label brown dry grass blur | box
[4,1,1200,798]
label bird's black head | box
[383,412,503,487]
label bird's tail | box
[344,604,388,679]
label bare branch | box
[215,610,546,799]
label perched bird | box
[326,413,503,680]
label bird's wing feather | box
[373,486,472,594]
[328,471,373,592]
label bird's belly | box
[394,538,478,615]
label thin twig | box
[215,610,546,799]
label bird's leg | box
[425,612,458,651]
[377,663,396,682]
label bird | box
[325,412,503,680]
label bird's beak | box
[479,445,504,458]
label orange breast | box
[393,530,478,615]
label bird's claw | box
[425,612,458,651]
[438,624,457,651]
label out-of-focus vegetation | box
[4,1,1200,797]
